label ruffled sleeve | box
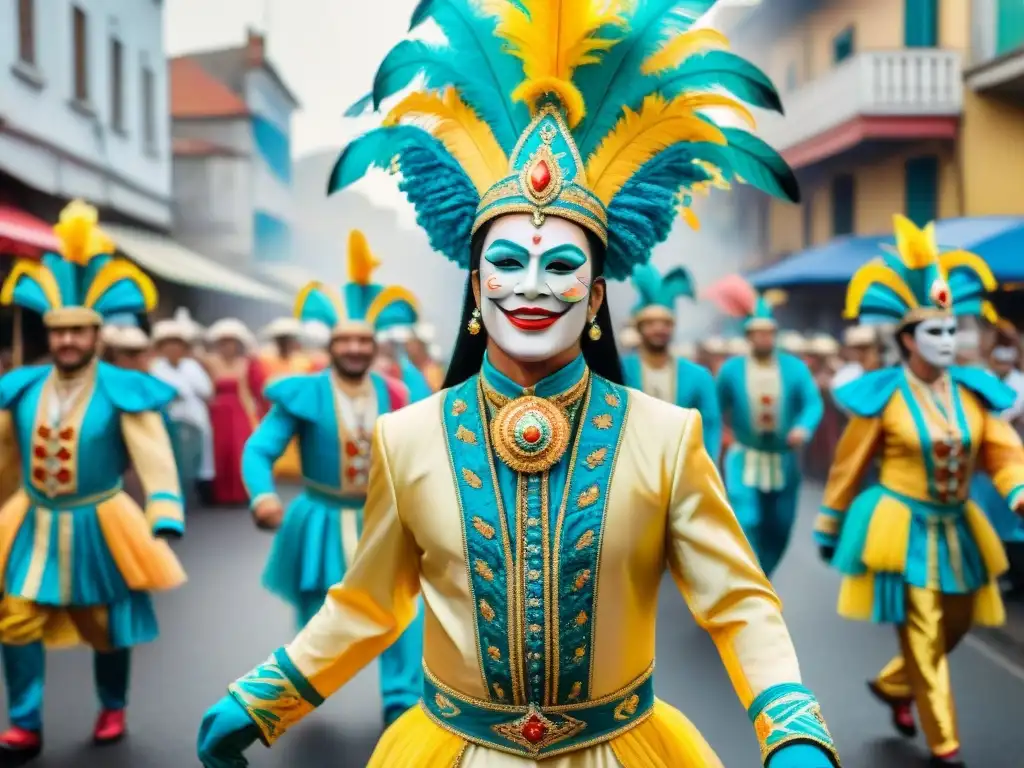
[0,366,50,409]
[263,374,326,422]
[97,364,177,413]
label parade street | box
[6,485,1024,768]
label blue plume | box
[605,179,679,281]
[661,266,696,302]
[344,92,372,117]
[692,128,800,202]
[394,0,528,151]
[660,50,782,112]
[328,125,424,192]
[10,279,53,316]
[93,281,147,317]
[630,263,662,305]
[574,0,716,158]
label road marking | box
[965,635,1024,684]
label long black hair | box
[442,224,624,389]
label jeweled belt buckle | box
[491,704,586,755]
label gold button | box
[527,569,541,580]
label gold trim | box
[21,507,52,601]
[57,511,73,604]
[540,471,553,707]
[481,369,589,411]
[491,705,586,755]
[43,306,102,327]
[633,305,676,323]
[490,396,571,474]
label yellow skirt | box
[369,700,723,768]
[273,438,303,481]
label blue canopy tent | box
[749,217,1024,289]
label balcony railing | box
[754,49,963,154]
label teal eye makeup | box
[483,239,530,271]
[541,244,587,275]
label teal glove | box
[197,695,260,767]
[768,743,835,768]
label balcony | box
[755,50,962,171]
[966,0,1024,96]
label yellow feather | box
[939,249,998,291]
[642,28,730,75]
[365,285,419,327]
[52,199,112,265]
[892,213,937,269]
[981,301,999,324]
[670,92,755,128]
[83,259,158,311]
[0,260,63,309]
[495,0,627,126]
[763,289,788,308]
[384,88,508,194]
[294,281,348,323]
[679,206,700,230]
[346,230,381,285]
[844,260,918,319]
[585,94,726,205]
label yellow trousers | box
[0,596,115,650]
[872,586,974,756]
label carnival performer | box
[244,229,426,727]
[197,3,839,767]
[258,317,316,482]
[389,325,435,402]
[204,319,266,506]
[621,263,722,456]
[0,201,185,761]
[714,283,823,578]
[408,323,445,392]
[816,215,1024,768]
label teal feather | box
[660,50,782,112]
[327,125,425,192]
[574,0,716,158]
[631,263,662,307]
[344,92,372,117]
[692,128,800,202]
[661,266,696,303]
[396,0,528,151]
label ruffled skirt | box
[368,700,723,768]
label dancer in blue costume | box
[243,228,425,728]
[816,215,1024,768]
[0,201,185,763]
[621,263,721,457]
[198,2,839,766]
[715,284,823,578]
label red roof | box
[170,58,249,119]
[173,137,241,157]
[0,206,58,259]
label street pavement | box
[4,484,1024,767]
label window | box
[904,0,937,47]
[905,156,939,227]
[110,38,124,131]
[142,65,156,149]
[17,0,35,65]
[831,174,855,236]
[832,26,855,64]
[72,6,89,101]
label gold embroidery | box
[592,413,613,430]
[456,425,477,444]
[573,569,591,591]
[527,568,541,580]
[529,623,542,633]
[493,682,507,700]
[604,392,620,407]
[577,485,599,509]
[479,600,496,622]
[528,597,542,608]
[613,694,640,721]
[472,516,495,539]
[490,704,587,754]
[452,399,468,416]
[754,712,772,740]
[475,559,495,581]
[584,447,607,469]
[575,530,595,550]
[573,646,586,661]
[462,468,483,489]
[435,692,462,718]
[568,681,582,700]
[487,646,501,661]
[575,611,588,626]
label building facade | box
[0,0,172,227]
[170,30,298,270]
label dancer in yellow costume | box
[816,215,1024,768]
[198,2,840,767]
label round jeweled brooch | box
[491,396,570,473]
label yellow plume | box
[763,289,788,308]
[365,285,419,326]
[384,89,508,194]
[294,281,348,323]
[669,92,755,128]
[346,230,381,285]
[53,199,112,265]
[83,259,158,311]
[939,249,998,292]
[981,301,999,325]
[642,28,730,75]
[585,94,726,205]
[892,214,937,269]
[495,0,627,127]
[0,261,63,308]
[844,260,919,319]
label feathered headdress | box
[702,273,785,331]
[0,200,157,327]
[845,214,997,327]
[630,263,695,321]
[293,230,419,337]
[333,0,798,280]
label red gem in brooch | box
[522,425,542,445]
[529,160,551,194]
[521,714,547,744]
[55,468,72,484]
[56,447,71,461]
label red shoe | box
[0,727,42,765]
[866,680,917,737]
[93,710,126,745]
[929,749,965,767]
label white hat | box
[672,341,697,359]
[806,333,840,356]
[117,326,150,351]
[151,319,192,344]
[301,320,331,348]
[206,318,256,350]
[843,325,877,347]
[618,326,641,349]
[429,343,443,360]
[777,331,807,355]
[260,317,303,340]
[389,325,414,343]
[702,335,726,355]
[173,307,203,338]
[724,337,750,356]
[414,322,437,343]
[100,324,125,348]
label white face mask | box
[913,317,958,368]
[479,214,594,363]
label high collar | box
[481,352,588,401]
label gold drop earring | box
[467,307,482,335]
[588,316,602,341]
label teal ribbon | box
[24,481,123,510]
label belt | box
[420,664,655,759]
[25,482,123,510]
[301,479,364,508]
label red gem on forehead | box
[532,234,542,244]
[529,160,552,194]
